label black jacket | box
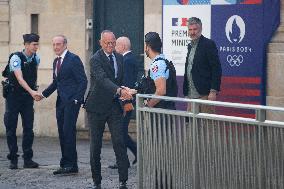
[183,35,222,96]
[123,51,138,88]
[84,49,124,113]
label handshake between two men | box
[29,86,137,109]
[117,86,137,115]
[118,86,137,101]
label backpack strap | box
[153,57,165,62]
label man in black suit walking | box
[39,35,87,175]
[107,37,138,170]
[84,30,134,189]
[183,17,222,112]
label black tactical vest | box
[8,52,38,94]
[150,58,178,110]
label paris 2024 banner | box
[162,0,280,117]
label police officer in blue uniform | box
[4,33,40,169]
[144,32,175,110]
[144,32,175,189]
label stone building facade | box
[0,0,93,136]
[0,0,283,136]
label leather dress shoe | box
[53,167,78,175]
[24,159,39,168]
[92,183,101,189]
[53,167,64,175]
[108,163,118,169]
[119,181,128,189]
[9,159,18,169]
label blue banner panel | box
[211,4,264,117]
[212,5,263,76]
[162,0,280,117]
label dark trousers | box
[88,102,129,185]
[56,98,80,168]
[4,92,34,161]
[122,111,136,157]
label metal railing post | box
[256,109,266,122]
[255,109,266,189]
[191,101,199,188]
[136,95,144,189]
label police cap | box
[145,32,162,53]
[23,33,40,43]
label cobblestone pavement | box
[0,137,137,189]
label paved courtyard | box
[0,137,137,189]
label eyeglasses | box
[103,41,116,46]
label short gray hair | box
[188,17,202,27]
[117,36,131,51]
[54,35,67,44]
[100,30,114,40]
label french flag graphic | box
[172,18,178,26]
[177,0,189,5]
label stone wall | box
[266,1,284,121]
[0,0,10,136]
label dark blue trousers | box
[56,98,80,169]
[4,92,34,161]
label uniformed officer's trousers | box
[4,92,34,161]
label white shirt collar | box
[58,49,68,60]
[123,51,131,57]
[103,51,114,58]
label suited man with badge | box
[39,35,87,175]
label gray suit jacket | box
[84,49,124,113]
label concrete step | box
[76,128,89,140]
[77,119,137,141]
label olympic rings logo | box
[227,55,243,67]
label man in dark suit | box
[39,35,87,175]
[183,17,222,112]
[107,36,138,170]
[84,30,134,189]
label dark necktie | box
[56,57,62,75]
[108,54,114,70]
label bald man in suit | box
[84,30,134,189]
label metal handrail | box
[137,94,284,112]
[136,94,284,189]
